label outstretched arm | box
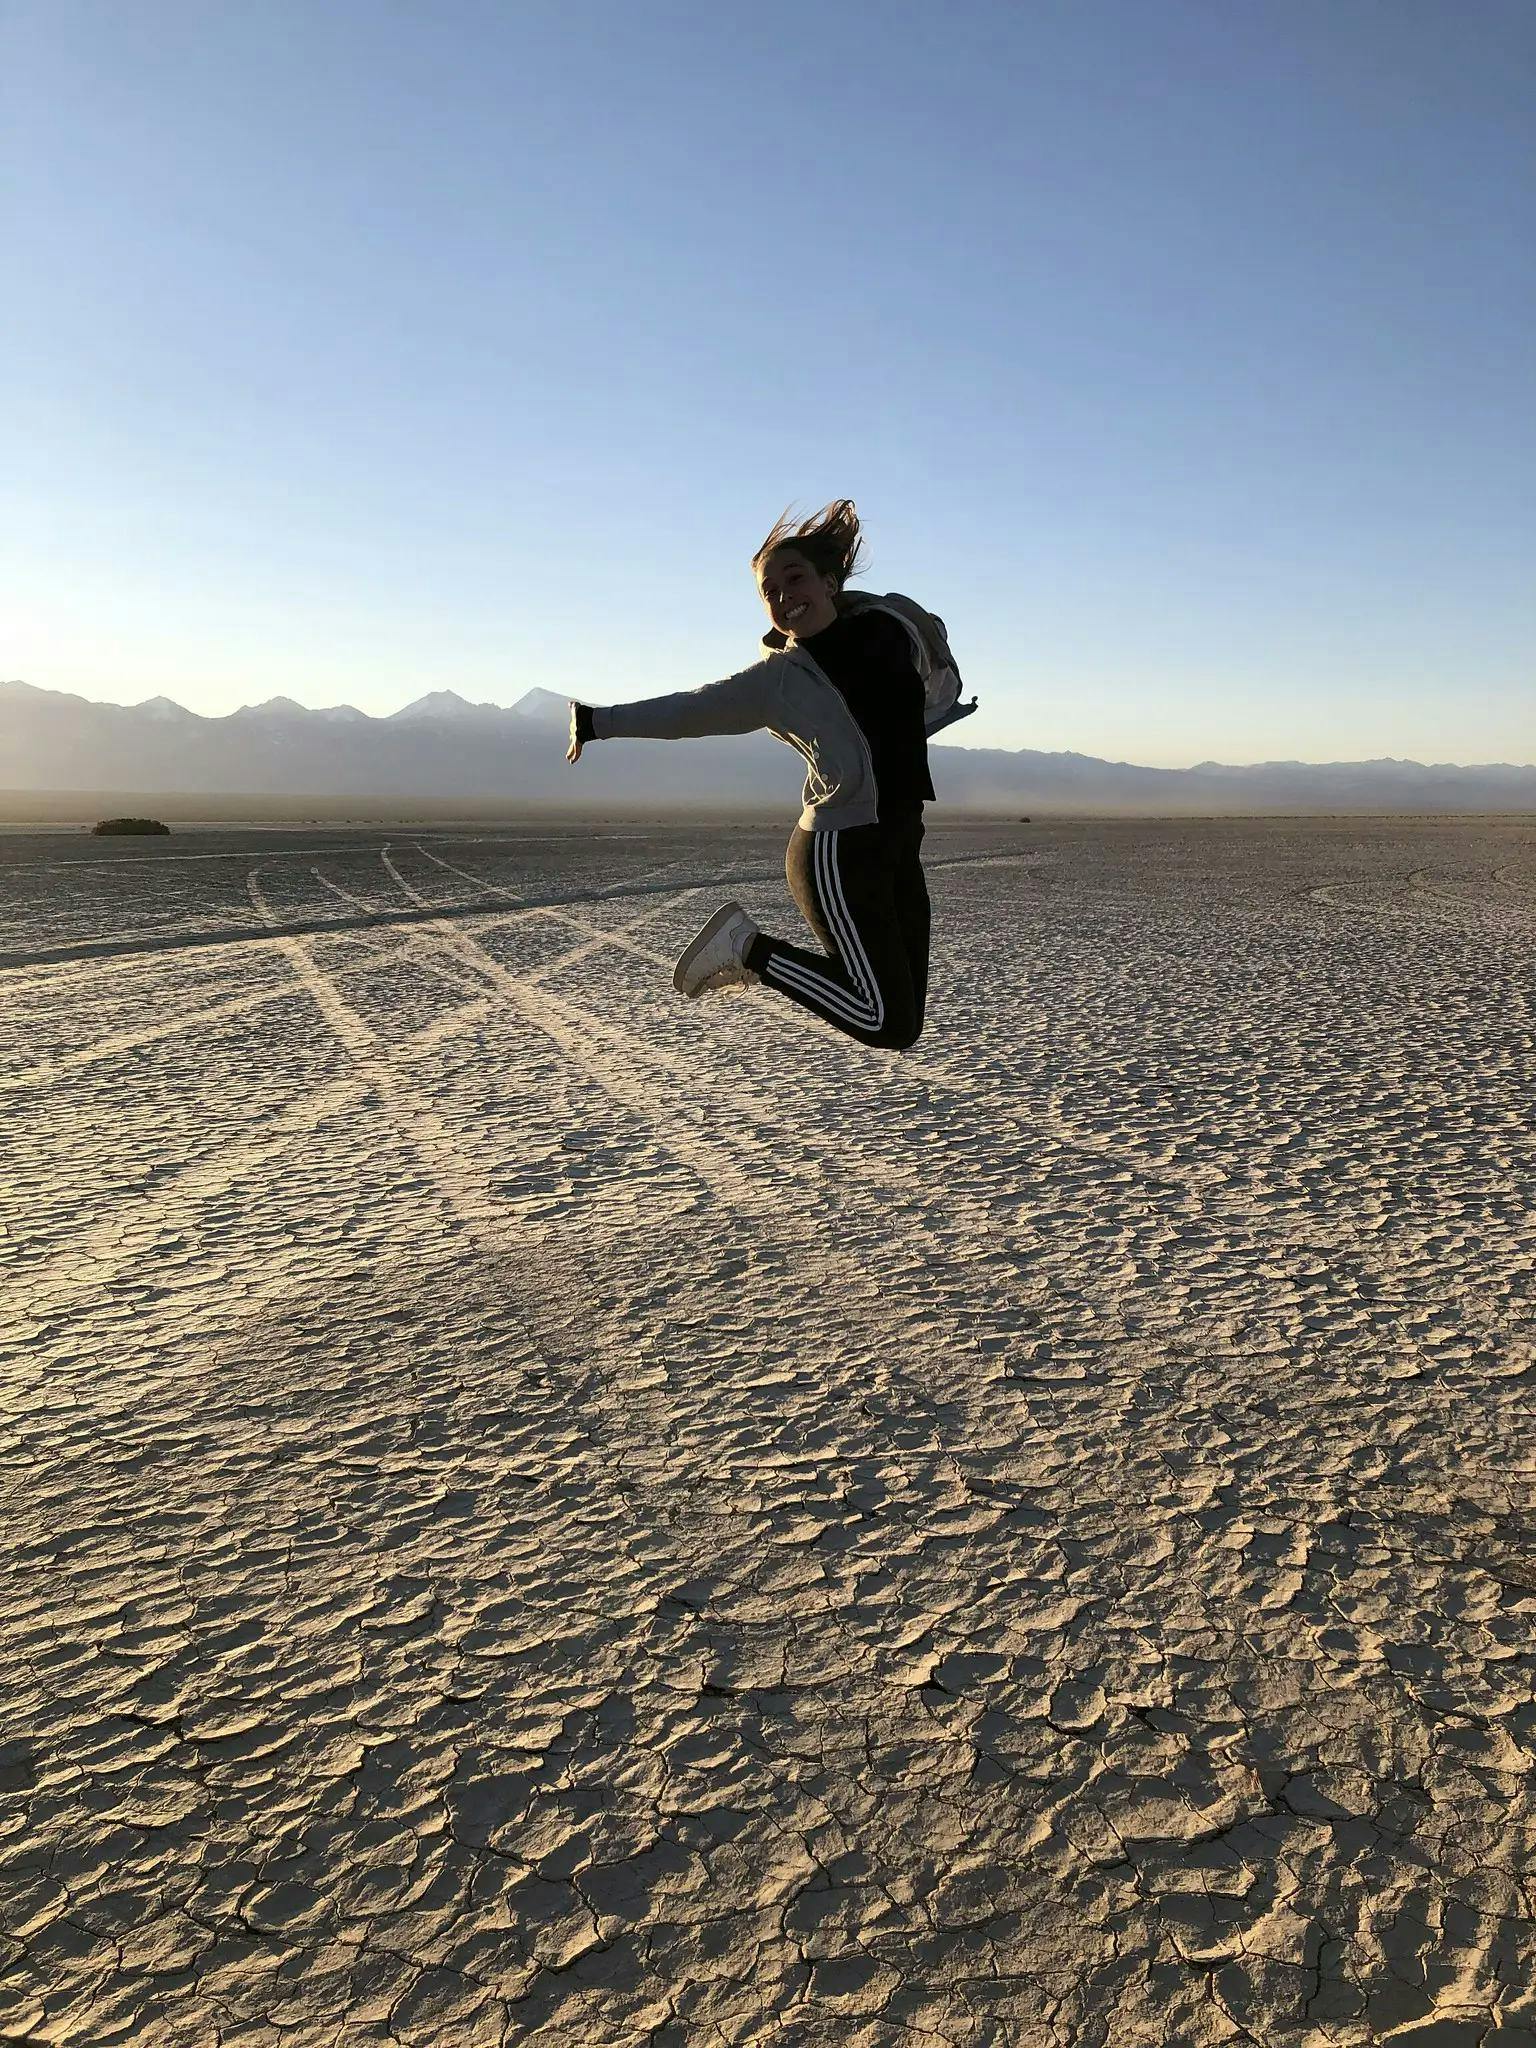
[566,662,775,765]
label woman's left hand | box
[566,703,584,765]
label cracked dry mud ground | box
[3,815,1534,2048]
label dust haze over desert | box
[5,0,1536,2044]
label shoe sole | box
[672,902,747,996]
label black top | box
[797,609,934,820]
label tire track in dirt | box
[245,887,1099,2035]
[320,868,1117,1763]
[0,902,533,1092]
[0,979,304,1095]
[0,933,282,1000]
[0,865,694,1094]
[388,846,1208,1272]
[308,867,515,998]
[10,878,705,1322]
[1305,871,1535,929]
[363,856,1523,1537]
[379,849,783,1217]
[363,858,1143,1420]
[233,876,951,1737]
[415,838,1048,1103]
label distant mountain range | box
[2,679,1533,813]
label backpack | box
[763,590,979,737]
[847,591,978,737]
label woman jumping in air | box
[566,500,975,1050]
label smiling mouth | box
[785,602,809,627]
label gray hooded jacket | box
[591,592,975,832]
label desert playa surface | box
[3,814,1534,2047]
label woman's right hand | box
[566,702,584,765]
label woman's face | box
[757,548,839,641]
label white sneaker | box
[672,901,761,999]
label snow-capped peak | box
[509,687,571,728]
[390,689,503,721]
[233,695,309,718]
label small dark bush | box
[91,817,171,836]
[1017,816,1031,824]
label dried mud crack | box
[2,816,1533,2047]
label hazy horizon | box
[5,675,1533,774]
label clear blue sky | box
[4,0,1533,766]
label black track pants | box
[744,816,930,1049]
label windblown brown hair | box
[752,499,867,591]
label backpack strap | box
[925,695,980,735]
[759,592,979,737]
